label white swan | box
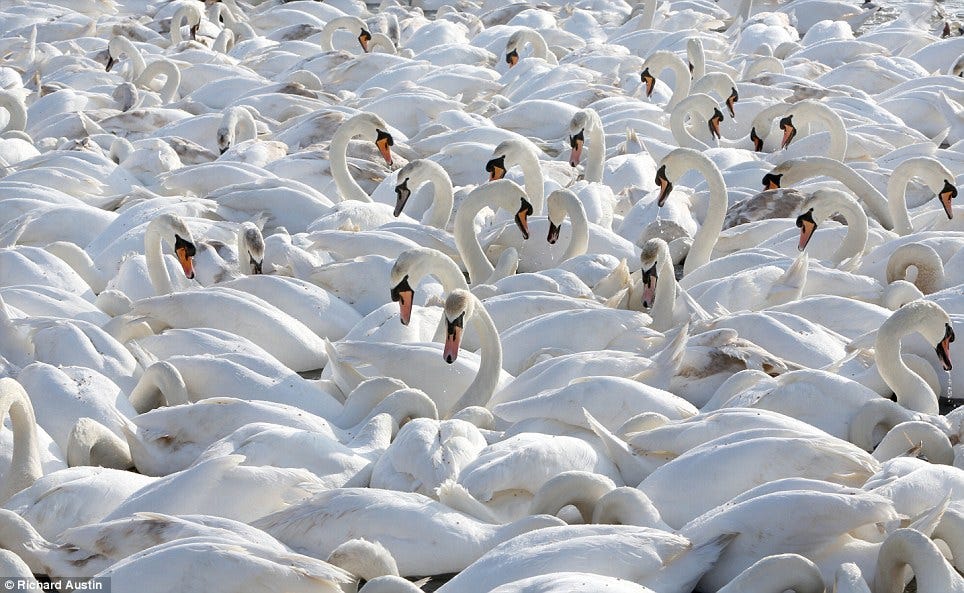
[874,528,964,593]
[504,28,557,67]
[392,158,454,230]
[887,156,959,236]
[716,554,825,593]
[251,488,565,577]
[0,378,43,503]
[485,137,546,215]
[794,188,872,269]
[318,16,372,53]
[441,289,505,416]
[331,111,395,202]
[454,179,532,284]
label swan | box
[318,16,373,53]
[681,489,898,591]
[392,158,455,230]
[251,488,566,577]
[874,528,964,593]
[454,179,532,284]
[767,156,894,230]
[389,247,468,328]
[440,289,506,416]
[716,554,825,593]
[193,416,394,490]
[527,470,671,529]
[485,137,546,216]
[887,156,959,236]
[0,509,291,578]
[793,188,873,269]
[329,111,395,202]
[640,51,691,110]
[435,524,734,593]
[0,378,43,503]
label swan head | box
[779,115,796,149]
[750,127,763,152]
[795,207,817,251]
[639,239,666,309]
[708,107,725,141]
[485,154,506,181]
[546,189,576,244]
[762,172,782,190]
[640,67,655,97]
[240,222,264,275]
[393,160,428,217]
[504,30,529,67]
[389,272,414,326]
[886,301,954,372]
[443,289,474,364]
[568,111,589,167]
[725,87,739,118]
[796,188,856,252]
[327,538,398,581]
[939,179,957,220]
[655,165,672,206]
[375,128,394,167]
[152,213,197,280]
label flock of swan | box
[0,0,963,591]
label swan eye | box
[390,275,413,303]
[940,180,958,200]
[486,155,507,180]
[506,49,519,66]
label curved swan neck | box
[548,190,589,262]
[888,157,956,236]
[0,379,43,503]
[668,150,726,275]
[511,29,551,61]
[0,92,28,133]
[687,38,706,79]
[405,248,468,293]
[448,294,502,417]
[128,361,190,413]
[744,56,784,79]
[170,4,201,45]
[331,116,375,203]
[134,60,180,103]
[592,487,667,528]
[454,180,526,283]
[717,554,825,593]
[529,472,616,521]
[319,16,366,52]
[874,305,945,415]
[670,93,714,150]
[805,189,868,267]
[645,51,691,108]
[871,421,953,464]
[793,101,847,161]
[44,241,106,293]
[145,224,174,296]
[416,160,455,229]
[849,398,914,451]
[886,243,944,294]
[498,139,545,215]
[109,36,147,79]
[66,417,134,469]
[773,157,894,230]
[875,528,962,593]
[0,509,48,575]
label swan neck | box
[331,119,372,202]
[652,53,691,109]
[670,98,710,151]
[519,29,549,60]
[640,0,657,29]
[529,473,615,521]
[421,162,455,229]
[585,110,605,183]
[717,554,824,593]
[412,250,468,293]
[782,158,893,231]
[145,225,174,296]
[0,93,27,133]
[134,60,180,104]
[128,362,190,413]
[112,37,147,79]
[454,189,498,283]
[829,195,869,267]
[319,16,362,53]
[887,244,944,294]
[518,145,545,215]
[684,155,727,275]
[558,192,590,262]
[447,298,501,417]
[652,242,677,332]
[876,529,958,593]
[0,380,43,503]
[888,159,948,236]
[875,317,939,415]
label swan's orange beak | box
[796,208,817,251]
[358,29,371,53]
[443,313,465,363]
[779,115,796,149]
[725,87,739,119]
[641,262,658,308]
[506,49,519,67]
[174,235,196,280]
[656,165,672,207]
[708,108,724,141]
[515,197,533,240]
[569,130,584,168]
[937,322,955,371]
[390,275,414,326]
[939,179,957,220]
[750,127,763,152]
[763,173,782,190]
[640,68,655,97]
[375,129,394,167]
[486,155,506,181]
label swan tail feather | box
[582,408,649,486]
[906,493,950,536]
[323,339,365,396]
[436,480,502,524]
[649,532,737,593]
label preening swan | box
[874,528,964,593]
[0,378,43,503]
